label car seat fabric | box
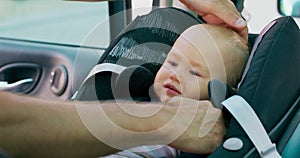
[74,7,203,101]
[209,16,300,158]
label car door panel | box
[0,38,104,100]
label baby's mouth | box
[164,83,181,95]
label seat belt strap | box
[222,95,281,158]
[72,63,126,99]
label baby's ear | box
[208,80,236,109]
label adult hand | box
[180,0,248,41]
[165,97,226,154]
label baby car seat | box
[73,5,300,158]
[208,16,300,158]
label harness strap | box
[222,95,281,158]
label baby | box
[103,23,249,158]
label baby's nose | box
[169,71,181,83]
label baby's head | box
[154,24,249,103]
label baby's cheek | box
[153,83,164,101]
[187,83,202,100]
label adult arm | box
[179,0,248,40]
[0,92,226,157]
[0,92,117,158]
[166,97,226,154]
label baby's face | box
[154,35,212,103]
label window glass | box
[0,0,110,48]
[279,0,300,17]
[131,0,190,19]
[131,0,152,19]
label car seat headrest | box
[114,63,161,101]
[208,80,236,109]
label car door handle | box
[0,78,33,91]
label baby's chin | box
[158,95,174,105]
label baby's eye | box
[168,61,177,67]
[190,70,201,77]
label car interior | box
[0,0,299,158]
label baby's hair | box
[201,24,249,87]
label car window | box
[0,0,110,48]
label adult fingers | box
[180,0,248,40]
[214,0,248,40]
